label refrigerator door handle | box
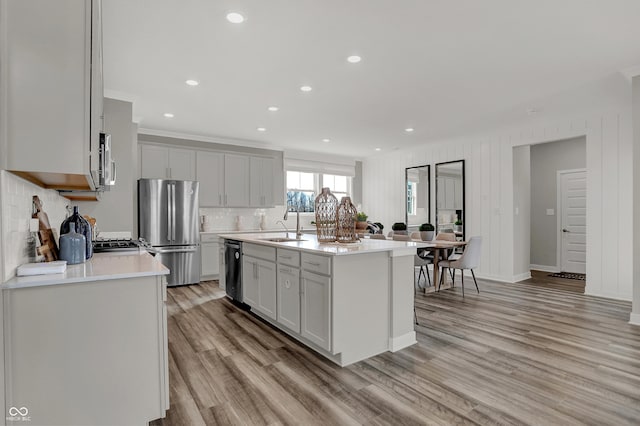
[147,245,199,254]
[171,183,177,241]
[167,183,172,242]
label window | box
[286,171,352,212]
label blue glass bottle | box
[59,223,86,265]
[60,206,93,259]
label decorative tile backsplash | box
[1,171,70,281]
[199,205,315,233]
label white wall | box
[513,145,530,280]
[632,75,640,324]
[363,73,633,301]
[530,137,586,269]
[77,98,137,234]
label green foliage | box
[356,212,368,222]
[392,222,407,231]
[419,223,434,232]
[454,220,463,226]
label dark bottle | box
[60,206,93,259]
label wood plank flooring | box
[519,270,586,294]
[152,278,640,425]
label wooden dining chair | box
[437,236,482,297]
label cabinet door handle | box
[280,255,292,260]
[300,278,305,295]
[279,267,291,274]
[218,194,222,205]
[306,262,321,267]
[225,194,228,205]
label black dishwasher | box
[224,240,243,302]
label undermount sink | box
[260,237,307,242]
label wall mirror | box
[435,160,465,240]
[405,165,431,229]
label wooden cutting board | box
[32,195,59,261]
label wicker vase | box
[336,197,358,243]
[315,187,338,242]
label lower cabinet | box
[277,265,301,333]
[200,241,220,280]
[301,270,332,351]
[242,255,277,320]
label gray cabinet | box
[250,156,276,207]
[242,243,277,320]
[224,154,251,207]
[301,270,332,351]
[4,0,103,190]
[140,144,196,181]
[196,151,225,207]
[277,248,301,333]
[200,234,220,280]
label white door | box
[559,170,586,273]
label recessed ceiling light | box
[226,12,245,23]
[375,148,382,151]
[300,85,313,92]
[405,128,414,132]
[267,106,279,112]
[257,127,266,132]
[163,113,174,118]
[347,55,361,63]
[185,79,199,86]
[322,138,331,143]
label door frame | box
[556,168,587,272]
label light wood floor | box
[152,278,640,426]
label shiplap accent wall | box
[363,111,633,301]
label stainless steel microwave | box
[97,132,116,189]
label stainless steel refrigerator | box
[138,178,200,286]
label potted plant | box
[418,223,435,241]
[391,222,408,235]
[355,212,368,230]
[454,220,463,233]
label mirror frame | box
[405,164,431,228]
[435,159,465,240]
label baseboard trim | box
[584,288,632,302]
[530,264,560,273]
[629,313,640,326]
[512,272,532,282]
[388,332,417,352]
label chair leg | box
[461,271,465,297]
[414,307,418,325]
[437,267,444,292]
[426,265,432,286]
[471,269,480,293]
[417,266,425,288]
[450,268,455,283]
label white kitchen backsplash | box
[1,171,70,281]
[199,205,315,233]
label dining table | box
[372,235,467,292]
[417,240,467,291]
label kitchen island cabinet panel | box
[301,270,331,351]
[277,265,301,333]
[242,252,277,321]
[3,275,168,425]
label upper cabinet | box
[196,151,224,206]
[140,144,196,181]
[4,0,103,190]
[250,157,275,207]
[223,154,251,207]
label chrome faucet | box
[276,220,289,238]
[283,206,303,239]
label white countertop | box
[2,251,169,290]
[219,232,428,256]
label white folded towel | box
[17,261,67,276]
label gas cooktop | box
[93,238,141,253]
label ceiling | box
[102,0,640,158]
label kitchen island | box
[1,251,170,425]
[219,232,427,366]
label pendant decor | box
[336,197,358,243]
[314,187,338,242]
